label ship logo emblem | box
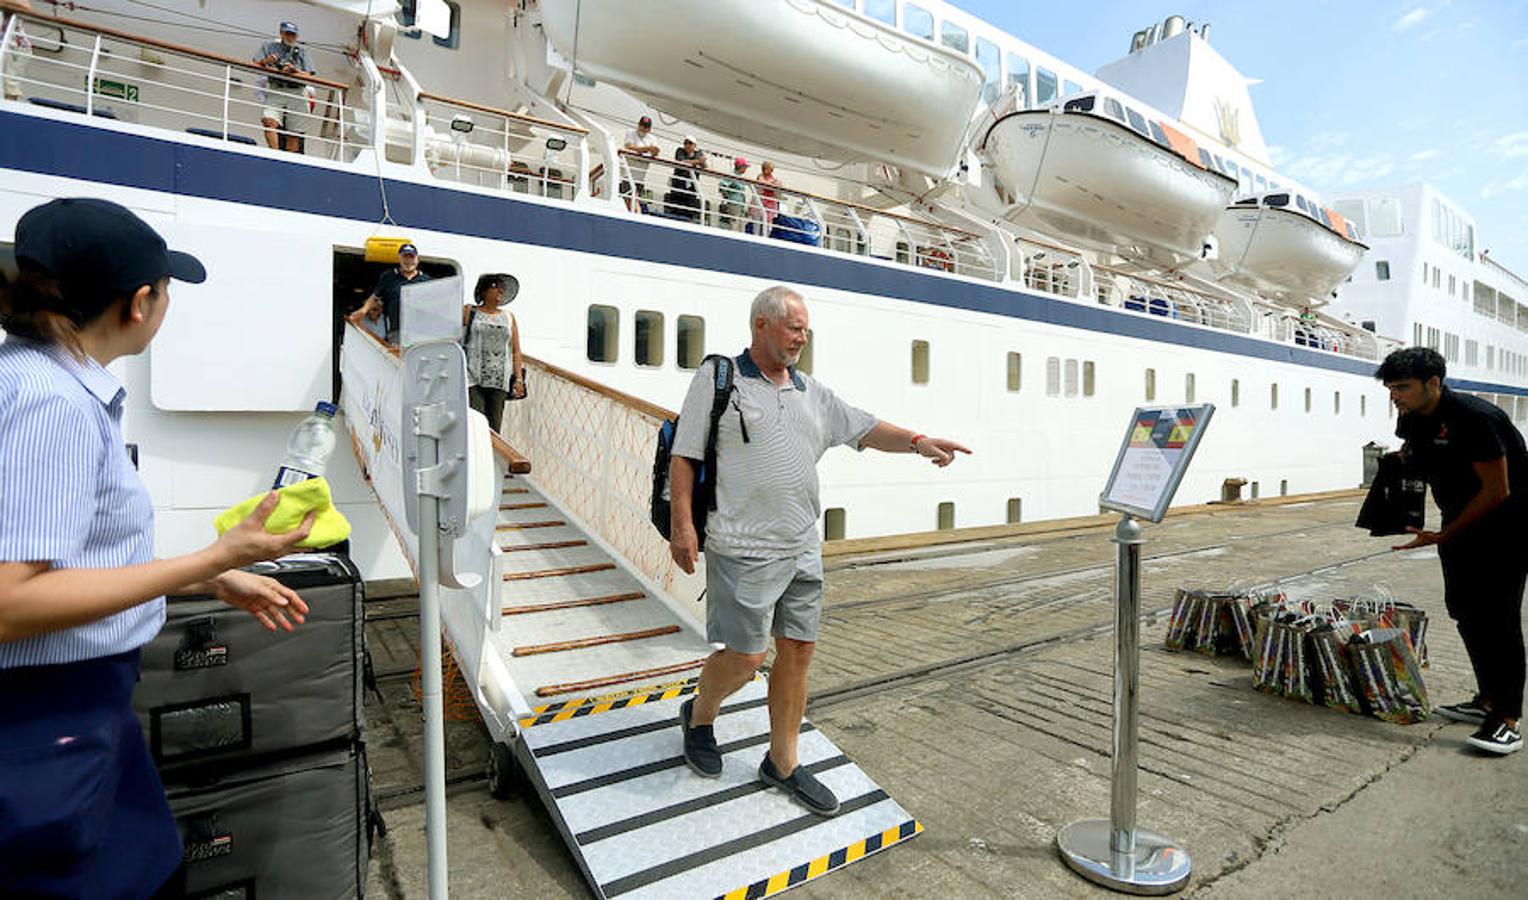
[1213,98,1240,148]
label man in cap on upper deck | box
[621,115,660,211]
[348,243,431,344]
[253,21,314,153]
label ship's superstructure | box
[1,0,1523,584]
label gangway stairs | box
[339,326,922,898]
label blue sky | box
[952,0,1528,267]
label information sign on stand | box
[1057,404,1213,895]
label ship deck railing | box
[617,150,1002,283]
[416,91,587,200]
[0,4,367,163]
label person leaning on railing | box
[717,157,751,231]
[666,134,707,223]
[253,20,314,154]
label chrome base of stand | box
[1056,819,1191,895]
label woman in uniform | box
[0,197,317,896]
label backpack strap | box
[701,354,736,512]
[462,306,477,344]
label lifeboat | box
[977,89,1237,265]
[1206,193,1369,304]
[537,0,984,177]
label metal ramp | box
[494,473,923,899]
[337,331,921,897]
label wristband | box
[909,433,927,452]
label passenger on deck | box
[665,135,707,223]
[461,273,524,434]
[1380,347,1527,755]
[755,161,782,234]
[1,8,32,102]
[253,21,313,153]
[348,243,430,344]
[621,115,659,212]
[717,157,750,231]
[668,286,971,816]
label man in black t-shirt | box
[347,243,431,343]
[1380,347,1525,754]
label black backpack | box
[651,354,742,549]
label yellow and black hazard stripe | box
[717,819,924,900]
[518,676,701,727]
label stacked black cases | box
[133,553,373,898]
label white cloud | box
[1393,7,1431,31]
[1489,132,1528,160]
[1512,36,1528,49]
[1408,149,1438,162]
[1481,170,1528,199]
[1267,144,1290,167]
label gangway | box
[338,321,922,897]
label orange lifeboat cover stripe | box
[1158,122,1204,169]
[1323,208,1351,239]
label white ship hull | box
[981,110,1236,264]
[1207,205,1370,304]
[539,0,984,177]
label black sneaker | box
[759,754,841,817]
[679,697,722,778]
[1465,720,1523,755]
[1437,697,1490,725]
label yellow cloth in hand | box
[214,477,352,549]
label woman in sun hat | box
[0,197,316,895]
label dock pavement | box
[360,494,1526,899]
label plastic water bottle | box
[273,401,339,489]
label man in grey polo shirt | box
[669,285,970,816]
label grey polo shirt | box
[673,351,878,558]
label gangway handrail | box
[523,353,676,422]
[0,0,348,94]
[417,90,587,136]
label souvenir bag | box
[1347,627,1430,724]
[1164,589,1203,652]
[1277,614,1318,705]
[1306,617,1363,714]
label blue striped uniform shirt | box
[0,337,162,668]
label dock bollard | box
[1056,513,1191,894]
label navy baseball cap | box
[398,243,418,256]
[280,21,299,34]
[16,198,207,300]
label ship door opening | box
[330,248,459,397]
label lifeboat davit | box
[978,90,1237,264]
[1207,194,1369,303]
[538,0,985,177]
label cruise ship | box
[1,0,1524,584]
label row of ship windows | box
[1371,260,1526,331]
[1413,323,1528,376]
[1144,369,1371,417]
[585,307,1386,417]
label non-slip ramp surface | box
[518,679,922,899]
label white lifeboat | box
[538,0,985,177]
[1207,193,1369,304]
[977,89,1237,264]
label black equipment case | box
[134,554,365,771]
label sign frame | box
[1099,403,1216,522]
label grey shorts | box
[704,550,824,654]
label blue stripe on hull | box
[5,109,1525,396]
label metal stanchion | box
[1056,513,1191,894]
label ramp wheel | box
[487,741,522,799]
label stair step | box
[504,562,616,581]
[499,539,589,553]
[512,624,682,657]
[503,591,645,616]
[536,658,707,698]
[497,520,567,531]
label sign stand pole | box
[1056,515,1191,894]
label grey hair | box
[750,285,800,325]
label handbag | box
[509,367,527,401]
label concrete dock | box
[360,495,1526,898]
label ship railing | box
[417,91,588,200]
[0,5,365,162]
[620,151,1000,281]
[1011,238,1089,299]
[503,355,702,600]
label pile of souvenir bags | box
[1166,587,1431,724]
